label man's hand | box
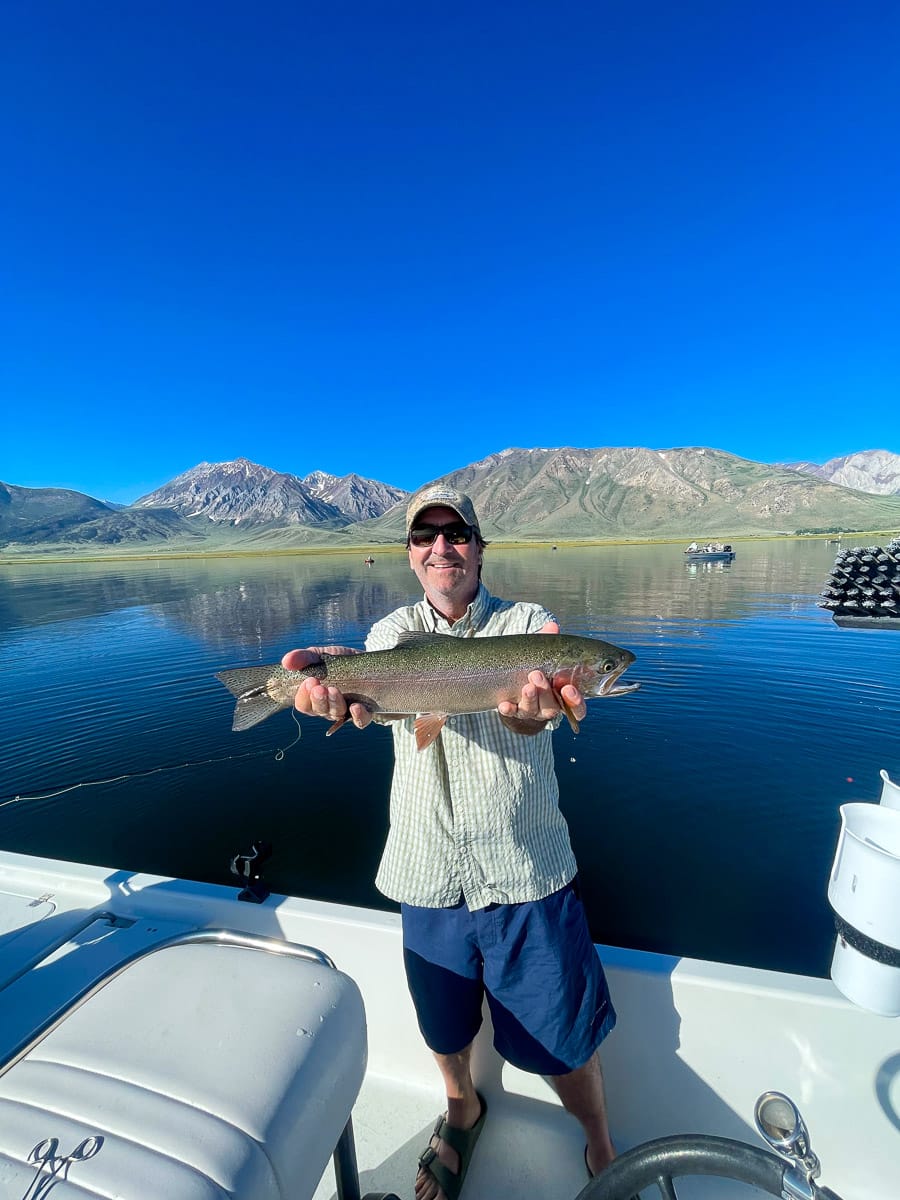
[497,670,587,724]
[281,647,373,730]
[496,622,587,725]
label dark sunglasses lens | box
[445,525,473,544]
[410,523,474,547]
[409,528,436,546]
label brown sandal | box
[416,1093,488,1200]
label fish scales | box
[216,632,639,743]
[316,636,560,712]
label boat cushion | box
[0,941,367,1198]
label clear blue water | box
[1,540,898,978]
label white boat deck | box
[0,852,896,1199]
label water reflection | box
[684,560,733,574]
[0,540,839,646]
[486,541,833,629]
[0,555,415,651]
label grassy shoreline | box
[2,530,899,566]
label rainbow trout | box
[217,632,639,750]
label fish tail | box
[215,666,287,732]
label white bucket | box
[828,802,900,1017]
[880,768,900,811]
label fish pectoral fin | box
[413,713,448,750]
[498,712,550,737]
[552,686,580,734]
[325,714,351,737]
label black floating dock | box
[819,536,900,627]
[832,615,900,630]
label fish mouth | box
[598,662,641,697]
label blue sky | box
[2,1,898,502]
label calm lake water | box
[1,541,898,978]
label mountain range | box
[2,448,900,553]
[131,460,407,527]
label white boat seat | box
[0,940,367,1198]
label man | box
[283,484,619,1200]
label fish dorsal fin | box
[392,631,448,648]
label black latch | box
[230,840,273,903]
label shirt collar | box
[423,581,491,634]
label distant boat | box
[684,542,736,562]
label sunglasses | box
[408,522,476,548]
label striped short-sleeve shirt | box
[366,582,578,911]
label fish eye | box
[602,658,616,673]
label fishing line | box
[0,712,303,808]
[273,710,303,760]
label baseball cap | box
[405,484,481,534]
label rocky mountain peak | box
[132,459,343,526]
[131,459,407,527]
[779,449,900,496]
[301,470,408,521]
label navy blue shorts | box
[401,881,616,1075]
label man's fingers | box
[293,677,348,721]
[281,645,359,670]
[560,683,587,721]
[282,648,320,670]
[349,702,373,729]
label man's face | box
[407,505,482,613]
